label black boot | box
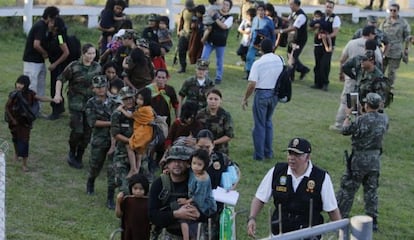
[67,150,81,169]
[372,216,378,232]
[86,177,95,195]
[177,64,186,73]
[75,148,85,169]
[106,188,115,209]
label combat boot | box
[75,148,85,169]
[106,187,115,209]
[86,177,95,195]
[67,151,80,169]
[372,216,378,232]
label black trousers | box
[178,35,189,69]
[313,46,332,88]
[288,43,309,80]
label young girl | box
[115,173,151,240]
[237,8,255,65]
[5,75,54,172]
[178,148,217,240]
[117,87,154,178]
[157,16,173,56]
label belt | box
[255,88,273,91]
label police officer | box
[178,59,214,112]
[336,92,388,232]
[85,75,118,209]
[54,43,102,169]
[110,86,135,194]
[247,138,341,238]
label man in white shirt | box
[247,137,341,237]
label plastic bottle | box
[219,205,233,240]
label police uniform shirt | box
[291,12,306,30]
[326,14,341,30]
[254,161,338,212]
[248,53,284,89]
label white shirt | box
[255,161,338,212]
[293,13,307,29]
[248,53,284,89]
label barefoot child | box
[5,75,54,172]
[115,173,151,240]
[116,87,154,178]
[178,149,217,240]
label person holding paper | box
[247,138,341,238]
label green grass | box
[1,16,414,240]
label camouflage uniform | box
[379,16,411,85]
[110,87,135,194]
[85,76,118,206]
[196,107,234,155]
[357,66,383,102]
[58,59,102,167]
[337,93,388,221]
[179,76,214,110]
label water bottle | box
[219,205,233,240]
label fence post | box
[350,215,373,240]
[23,0,33,34]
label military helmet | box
[119,86,136,100]
[91,75,108,88]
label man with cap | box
[111,86,136,195]
[241,39,283,161]
[112,29,138,77]
[247,137,341,238]
[336,92,388,232]
[357,50,385,103]
[352,15,389,50]
[329,26,382,132]
[179,59,214,113]
[85,75,118,208]
[149,145,204,239]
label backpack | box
[274,56,292,103]
[148,114,168,150]
[64,35,81,66]
[4,90,39,123]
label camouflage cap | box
[196,59,209,70]
[137,38,149,49]
[361,50,375,62]
[118,86,136,100]
[367,15,378,23]
[92,75,108,88]
[148,13,159,22]
[165,145,194,162]
[363,92,383,107]
[123,29,138,40]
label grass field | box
[0,15,413,240]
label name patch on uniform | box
[306,180,315,193]
[276,186,287,192]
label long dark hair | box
[16,75,31,92]
[137,87,152,106]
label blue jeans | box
[201,42,225,81]
[252,89,278,160]
[245,46,257,72]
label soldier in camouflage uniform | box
[54,43,102,169]
[179,59,214,112]
[336,93,388,232]
[110,86,135,194]
[85,75,118,209]
[356,50,384,103]
[196,88,234,155]
[379,3,411,86]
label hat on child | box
[287,138,312,154]
[165,145,194,162]
[362,92,383,108]
[118,86,136,100]
[92,75,108,88]
[196,59,209,70]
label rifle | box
[344,150,353,174]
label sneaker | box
[329,124,342,132]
